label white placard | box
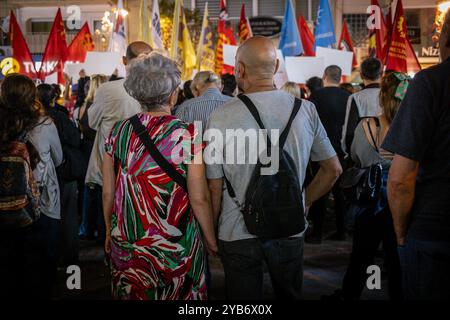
[222,45,288,88]
[84,51,125,78]
[285,57,325,84]
[315,47,354,76]
[44,72,58,85]
[64,62,86,83]
[274,50,288,88]
[223,44,238,67]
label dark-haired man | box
[308,65,350,242]
[382,10,450,300]
[341,57,383,158]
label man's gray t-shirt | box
[204,90,336,242]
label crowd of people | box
[0,10,449,301]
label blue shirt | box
[175,88,231,131]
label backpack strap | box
[238,94,302,150]
[129,115,188,193]
[366,117,381,154]
[223,95,302,210]
[279,98,302,149]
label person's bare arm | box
[305,156,342,210]
[208,178,223,229]
[102,154,115,254]
[187,152,218,256]
[387,155,419,246]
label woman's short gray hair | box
[124,52,181,111]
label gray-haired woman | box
[102,52,217,300]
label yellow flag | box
[169,0,181,60]
[170,0,197,80]
[196,3,215,72]
[179,8,197,80]
[139,0,151,44]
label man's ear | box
[122,56,127,66]
[274,59,280,75]
[238,62,245,78]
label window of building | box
[343,13,370,47]
[296,0,319,22]
[405,9,421,44]
[29,20,81,34]
[258,0,285,17]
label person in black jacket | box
[37,84,82,266]
[74,69,89,109]
[308,66,350,243]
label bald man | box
[85,41,152,239]
[205,36,342,299]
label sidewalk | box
[54,237,388,300]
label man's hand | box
[305,156,342,208]
[397,237,406,247]
[387,155,419,246]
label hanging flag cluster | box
[8,0,424,84]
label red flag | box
[338,20,357,68]
[8,11,37,79]
[297,15,315,57]
[238,3,252,43]
[368,0,388,62]
[66,22,94,63]
[215,0,236,75]
[38,8,68,84]
[385,0,421,73]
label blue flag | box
[279,0,303,56]
[314,0,336,49]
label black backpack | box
[224,95,306,239]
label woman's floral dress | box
[105,113,207,300]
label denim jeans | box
[78,184,90,236]
[219,237,304,300]
[398,237,450,300]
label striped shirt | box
[175,88,231,131]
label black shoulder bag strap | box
[366,117,381,154]
[129,115,188,193]
[223,95,302,206]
